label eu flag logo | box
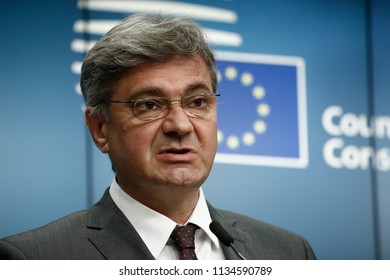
[215,51,308,168]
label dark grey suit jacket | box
[0,189,316,260]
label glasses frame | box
[100,93,220,121]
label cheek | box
[197,119,218,155]
[109,123,145,157]
[123,123,160,154]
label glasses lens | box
[182,94,217,116]
[133,97,169,120]
[132,94,218,120]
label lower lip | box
[156,152,197,163]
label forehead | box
[114,55,212,98]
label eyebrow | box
[185,82,213,94]
[126,82,213,99]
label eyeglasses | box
[101,93,220,121]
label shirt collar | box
[109,178,220,259]
[187,190,220,248]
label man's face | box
[90,55,217,195]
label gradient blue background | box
[1,0,389,259]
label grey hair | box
[80,13,217,120]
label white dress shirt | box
[109,178,226,260]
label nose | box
[161,102,194,137]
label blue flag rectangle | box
[215,51,308,168]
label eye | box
[135,98,164,111]
[186,95,208,108]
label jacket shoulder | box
[211,207,316,260]
[0,210,101,260]
[216,208,298,237]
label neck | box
[119,180,200,224]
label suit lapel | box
[85,190,255,260]
[86,189,154,260]
[208,203,255,260]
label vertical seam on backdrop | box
[365,0,381,260]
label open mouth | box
[157,147,196,162]
[165,149,191,154]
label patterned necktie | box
[171,223,199,260]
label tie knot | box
[171,223,199,260]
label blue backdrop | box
[1,0,389,260]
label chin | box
[160,169,205,188]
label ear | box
[85,107,110,153]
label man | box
[0,14,316,260]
